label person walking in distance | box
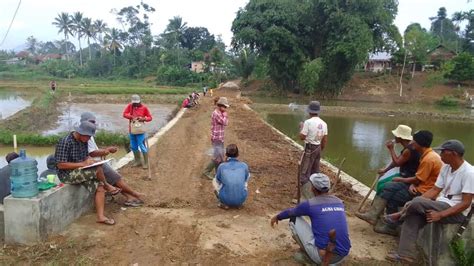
[202,97,229,179]
[297,101,328,201]
[122,95,153,169]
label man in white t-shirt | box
[298,101,328,201]
[386,139,473,263]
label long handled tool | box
[357,174,380,212]
[296,152,305,204]
[145,135,152,180]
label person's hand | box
[138,117,146,122]
[83,157,95,167]
[107,146,118,154]
[408,184,418,195]
[392,177,404,183]
[270,216,279,228]
[299,121,304,130]
[385,139,395,149]
[426,210,443,223]
[378,168,386,175]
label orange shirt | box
[415,148,442,193]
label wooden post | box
[13,134,17,151]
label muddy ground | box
[0,87,398,265]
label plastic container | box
[10,149,39,198]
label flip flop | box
[97,218,115,226]
[124,199,144,207]
[384,214,402,225]
[108,187,122,196]
[385,253,415,263]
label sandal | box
[124,199,144,207]
[108,187,122,196]
[386,253,415,263]
[97,218,115,226]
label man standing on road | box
[271,173,351,265]
[55,121,120,225]
[297,101,328,201]
[202,97,229,179]
[386,140,473,263]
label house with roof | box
[365,52,392,72]
[427,44,457,67]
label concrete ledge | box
[418,220,473,265]
[3,184,93,245]
[0,204,4,240]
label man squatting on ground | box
[386,140,474,263]
[55,121,119,225]
[298,101,328,201]
[271,173,351,265]
[122,94,153,169]
[213,144,250,209]
[80,112,144,207]
[203,97,229,179]
[357,130,442,236]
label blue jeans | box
[129,133,147,153]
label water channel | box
[255,103,474,186]
[0,90,33,120]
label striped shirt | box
[211,109,228,142]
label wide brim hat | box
[307,101,321,114]
[75,121,96,136]
[217,97,230,108]
[391,125,413,140]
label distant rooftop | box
[369,52,391,61]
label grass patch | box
[0,130,129,146]
[423,71,447,88]
[65,86,196,95]
[436,96,459,107]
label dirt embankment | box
[0,86,397,265]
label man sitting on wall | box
[386,140,473,263]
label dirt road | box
[1,86,397,265]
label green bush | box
[156,65,199,86]
[436,96,459,107]
[298,58,324,95]
[444,53,474,83]
[41,60,80,78]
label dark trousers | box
[380,182,417,214]
[398,197,465,258]
[300,143,321,185]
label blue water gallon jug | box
[10,149,39,198]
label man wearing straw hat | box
[202,97,229,179]
[297,101,328,201]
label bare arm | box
[394,176,420,185]
[57,158,94,170]
[390,148,411,166]
[321,135,328,151]
[427,193,473,223]
[421,186,442,200]
[299,133,306,141]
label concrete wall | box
[3,184,93,245]
[418,220,473,266]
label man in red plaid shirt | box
[203,97,229,179]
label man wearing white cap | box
[271,173,351,264]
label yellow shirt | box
[415,148,442,193]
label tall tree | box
[94,19,108,57]
[430,7,459,51]
[25,36,38,55]
[163,16,188,49]
[52,12,74,58]
[404,23,437,77]
[71,12,84,66]
[81,17,96,60]
[105,28,123,65]
[180,27,215,51]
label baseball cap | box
[433,139,465,155]
[309,173,330,192]
[75,121,96,136]
[131,94,141,104]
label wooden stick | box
[329,157,346,193]
[13,134,17,151]
[357,174,379,212]
[296,152,304,203]
[145,136,152,180]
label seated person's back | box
[0,152,19,203]
[214,144,250,207]
[39,154,57,180]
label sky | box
[0,0,473,51]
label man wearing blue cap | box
[271,173,351,264]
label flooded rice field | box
[0,90,33,119]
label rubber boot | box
[374,219,399,236]
[355,196,387,225]
[142,152,149,169]
[132,151,142,167]
[202,161,216,180]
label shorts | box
[60,168,100,193]
[103,163,122,185]
[212,141,225,164]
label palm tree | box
[165,16,188,48]
[94,19,108,57]
[106,28,123,65]
[71,12,84,66]
[81,17,96,60]
[52,12,73,59]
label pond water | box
[0,90,33,119]
[44,103,176,135]
[0,145,127,175]
[260,107,474,186]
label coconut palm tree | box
[94,19,108,57]
[164,16,188,48]
[81,17,96,60]
[52,12,73,59]
[71,12,84,66]
[106,28,123,65]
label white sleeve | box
[88,137,99,154]
[434,165,447,189]
[301,120,309,136]
[461,167,474,194]
[323,121,328,135]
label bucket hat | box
[307,101,321,114]
[131,94,141,104]
[75,121,96,136]
[391,125,413,140]
[80,112,96,123]
[217,97,230,108]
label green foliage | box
[84,56,113,77]
[449,238,474,266]
[66,86,195,95]
[430,7,459,51]
[404,23,438,67]
[0,131,128,146]
[41,60,79,78]
[436,96,459,107]
[423,71,447,88]
[233,48,256,80]
[156,65,199,86]
[444,53,474,83]
[298,58,323,95]
[232,0,400,94]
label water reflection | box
[0,91,32,119]
[44,103,175,135]
[265,111,474,186]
